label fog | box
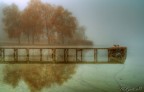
[0,0,144,47]
[0,0,144,92]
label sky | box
[0,0,144,52]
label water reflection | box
[3,64,76,92]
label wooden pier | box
[0,46,127,64]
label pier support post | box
[0,49,2,61]
[76,49,78,62]
[26,49,29,62]
[76,49,83,62]
[14,48,18,62]
[94,49,97,63]
[108,49,110,62]
[80,49,83,62]
[52,49,56,62]
[1,49,5,62]
[64,49,68,62]
[40,49,42,61]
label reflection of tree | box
[3,64,76,92]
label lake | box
[0,46,144,92]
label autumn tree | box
[21,0,44,44]
[2,0,92,45]
[3,4,22,44]
[50,6,77,44]
[41,3,54,44]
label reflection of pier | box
[0,46,127,64]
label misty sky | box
[0,1,144,92]
[0,0,144,49]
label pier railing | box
[0,46,127,64]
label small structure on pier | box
[0,45,127,64]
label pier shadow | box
[2,64,77,92]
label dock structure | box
[0,46,127,64]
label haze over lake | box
[0,0,144,92]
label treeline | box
[3,0,93,45]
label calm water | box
[0,47,144,92]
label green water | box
[0,56,144,92]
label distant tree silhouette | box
[50,6,77,44]
[2,0,93,45]
[3,4,22,44]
